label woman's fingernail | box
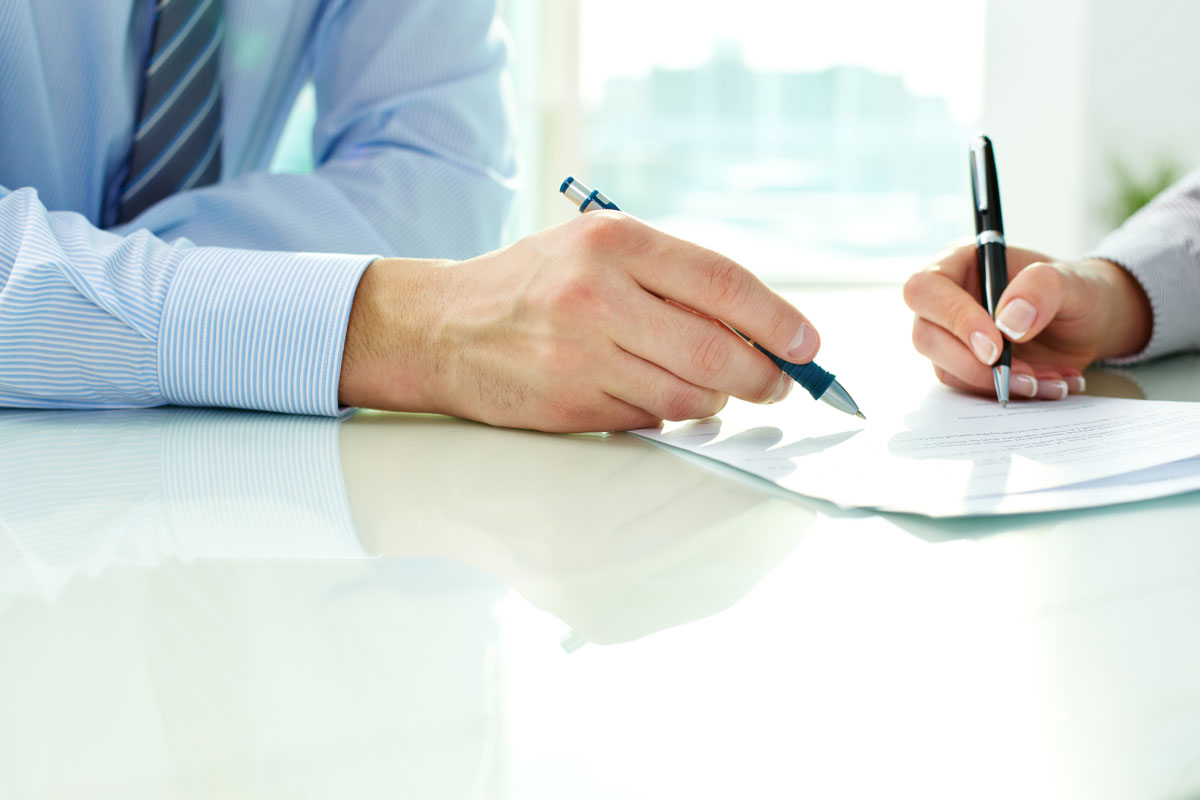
[996,298,1037,340]
[969,331,998,364]
[1067,376,1086,394]
[1011,374,1038,397]
[771,371,793,403]
[786,322,817,361]
[1037,379,1069,400]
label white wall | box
[982,0,1200,258]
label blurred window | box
[577,0,984,283]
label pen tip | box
[1001,399,1008,408]
[855,411,866,420]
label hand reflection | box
[1084,354,1200,402]
[1079,368,1146,400]
[652,416,862,484]
[340,412,813,645]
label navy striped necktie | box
[118,0,225,224]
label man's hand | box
[902,242,1153,399]
[339,212,821,432]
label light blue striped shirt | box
[0,0,516,415]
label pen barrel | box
[976,241,1007,316]
[976,241,1012,369]
[757,345,835,400]
[996,340,1012,369]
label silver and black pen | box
[969,134,1011,406]
[559,176,864,419]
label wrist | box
[1087,258,1153,360]
[338,257,455,412]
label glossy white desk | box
[1,287,1198,800]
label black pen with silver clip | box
[970,134,1011,406]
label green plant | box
[1107,155,1184,226]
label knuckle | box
[575,210,633,252]
[760,304,797,347]
[535,264,606,319]
[663,386,703,421]
[1022,261,1063,294]
[703,256,751,310]
[551,275,597,313]
[690,331,731,377]
[944,304,976,338]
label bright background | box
[273,0,1200,286]
[505,0,983,283]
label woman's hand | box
[902,242,1152,399]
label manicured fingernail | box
[1038,379,1069,400]
[771,371,793,403]
[996,298,1037,340]
[1011,374,1038,397]
[786,323,817,361]
[969,331,998,364]
[1067,376,1086,394]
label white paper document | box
[633,389,1200,517]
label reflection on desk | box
[0,407,810,798]
[0,407,810,639]
[1085,353,1200,402]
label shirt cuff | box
[157,247,374,415]
[1088,230,1200,364]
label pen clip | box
[971,141,989,213]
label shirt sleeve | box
[0,186,372,414]
[112,0,517,262]
[1087,168,1200,363]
